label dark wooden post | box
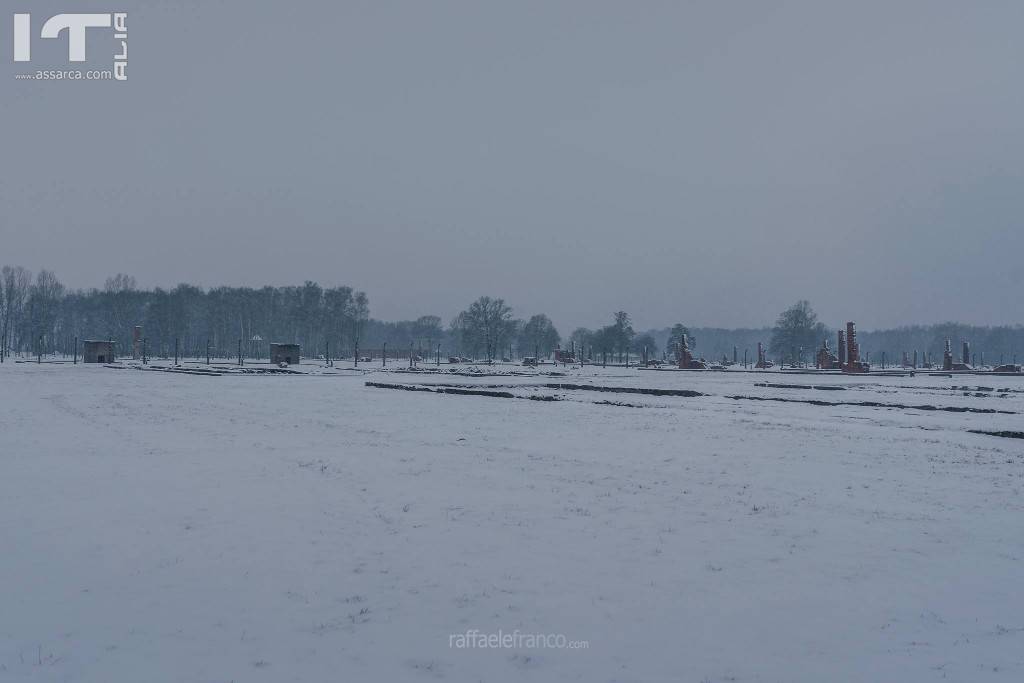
[382,342,387,367]
[73,336,78,364]
[206,339,210,364]
[174,337,179,365]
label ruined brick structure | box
[816,338,839,369]
[677,334,706,369]
[943,339,954,371]
[842,322,869,373]
[754,341,773,369]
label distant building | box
[83,340,115,364]
[270,343,300,365]
[552,347,575,364]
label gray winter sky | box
[2,0,1022,332]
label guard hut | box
[83,340,116,364]
[270,343,300,366]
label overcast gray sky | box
[2,0,1022,332]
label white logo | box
[13,12,127,81]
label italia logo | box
[12,12,126,80]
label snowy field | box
[2,361,1023,682]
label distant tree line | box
[758,300,1024,367]
[639,299,1024,367]
[567,311,638,363]
[2,266,1022,365]
[854,324,1024,366]
[0,266,371,360]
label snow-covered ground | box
[2,361,1022,682]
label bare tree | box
[1,266,32,358]
[348,291,370,353]
[28,270,64,355]
[517,314,561,357]
[452,296,514,360]
[769,300,826,360]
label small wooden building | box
[270,343,300,365]
[83,340,116,364]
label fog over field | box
[2,1,1023,330]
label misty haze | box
[2,2,1022,682]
